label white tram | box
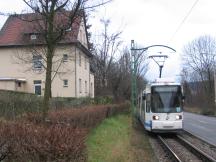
[137,78,184,133]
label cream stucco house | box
[0,12,94,98]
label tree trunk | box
[42,49,53,120]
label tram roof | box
[151,77,180,86]
[143,78,181,94]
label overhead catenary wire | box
[169,0,200,42]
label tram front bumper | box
[152,120,183,131]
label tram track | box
[157,134,216,162]
[179,130,216,160]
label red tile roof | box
[0,12,81,47]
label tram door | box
[144,93,151,131]
[138,97,141,119]
[141,97,145,122]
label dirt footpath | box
[130,120,158,162]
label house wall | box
[49,46,76,97]
[75,48,91,97]
[77,19,88,48]
[0,80,16,91]
[0,47,44,94]
[0,80,26,92]
[0,45,93,98]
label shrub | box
[0,101,130,161]
[24,102,130,129]
[0,90,117,119]
[0,121,87,162]
[93,96,113,105]
[201,109,215,116]
[50,97,94,110]
[0,90,43,119]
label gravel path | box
[164,136,202,162]
[149,135,171,162]
[179,131,216,160]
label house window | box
[79,79,82,93]
[33,80,42,84]
[17,82,21,87]
[66,27,72,32]
[34,80,41,95]
[30,34,37,40]
[33,55,42,70]
[63,54,68,62]
[79,53,82,66]
[85,81,87,93]
[63,79,68,87]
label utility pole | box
[131,40,137,116]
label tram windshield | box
[151,85,183,113]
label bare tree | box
[108,48,131,100]
[102,47,147,101]
[23,0,84,120]
[92,18,123,96]
[182,35,216,110]
[91,19,149,99]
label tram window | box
[151,85,183,113]
[138,97,141,108]
[142,94,146,100]
[146,94,151,112]
[142,100,145,110]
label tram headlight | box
[153,115,159,120]
[175,115,182,120]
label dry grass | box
[184,106,216,116]
[184,106,202,114]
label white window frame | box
[63,79,68,87]
[66,27,72,32]
[63,54,68,62]
[34,80,42,95]
[33,55,42,70]
[30,34,37,40]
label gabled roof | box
[0,12,81,47]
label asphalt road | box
[183,112,216,146]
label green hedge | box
[0,90,114,119]
[0,90,43,119]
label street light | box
[149,54,168,78]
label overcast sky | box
[1,0,216,81]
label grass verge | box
[86,114,157,162]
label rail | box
[176,135,216,162]
[158,135,216,162]
[157,135,182,162]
